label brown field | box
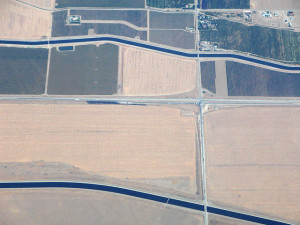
[209,214,258,225]
[0,103,196,180]
[0,0,52,39]
[204,106,300,223]
[18,0,56,9]
[0,189,204,225]
[250,0,300,9]
[121,46,197,96]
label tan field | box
[209,214,258,225]
[0,189,204,225]
[0,0,52,39]
[0,103,196,180]
[121,46,197,96]
[250,0,300,9]
[204,106,300,223]
[18,0,56,9]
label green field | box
[147,0,194,8]
[200,20,300,63]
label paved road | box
[0,96,200,105]
[0,181,290,225]
[1,96,299,106]
[0,36,300,71]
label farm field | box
[150,30,195,49]
[19,0,55,9]
[250,0,300,9]
[214,60,228,96]
[203,106,300,223]
[0,189,204,225]
[51,11,147,40]
[149,10,195,49]
[200,61,216,94]
[202,0,250,9]
[147,0,194,8]
[0,103,197,193]
[200,20,300,63]
[55,0,145,8]
[208,214,258,225]
[0,0,52,39]
[70,10,147,27]
[121,46,197,96]
[0,47,48,94]
[226,61,300,97]
[150,11,194,29]
[48,44,118,95]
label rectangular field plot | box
[150,30,195,49]
[200,61,216,94]
[150,11,194,29]
[0,0,52,39]
[18,0,55,10]
[55,0,145,8]
[48,44,118,95]
[203,106,300,223]
[226,61,300,97]
[51,11,147,40]
[0,103,198,194]
[208,214,258,225]
[147,0,194,8]
[71,10,147,28]
[202,0,250,9]
[0,47,48,94]
[250,0,300,10]
[121,46,197,96]
[0,189,204,225]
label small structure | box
[183,3,194,9]
[244,11,252,22]
[186,27,195,32]
[68,15,81,24]
[261,11,272,18]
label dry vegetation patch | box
[0,103,196,180]
[18,0,55,9]
[121,46,197,96]
[250,0,300,9]
[204,106,300,223]
[0,0,52,39]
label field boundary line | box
[44,48,51,95]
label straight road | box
[0,96,299,106]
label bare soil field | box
[19,0,56,9]
[0,189,204,225]
[0,103,196,181]
[0,0,52,39]
[209,214,258,225]
[250,0,300,10]
[121,46,197,95]
[214,60,228,97]
[204,106,300,223]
